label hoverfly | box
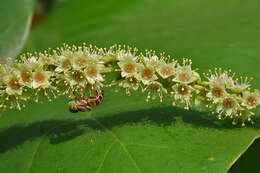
[68,90,104,113]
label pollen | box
[177,85,188,95]
[87,67,97,77]
[75,58,86,67]
[73,71,84,81]
[35,72,46,83]
[9,79,20,89]
[127,77,138,84]
[179,73,190,82]
[62,59,71,68]
[142,69,152,79]
[223,98,235,109]
[124,63,135,73]
[212,87,224,97]
[247,96,256,106]
[161,66,171,76]
[21,71,31,83]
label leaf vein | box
[89,114,143,173]
[125,142,169,149]
[97,140,116,173]
[25,122,71,173]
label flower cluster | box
[0,44,259,126]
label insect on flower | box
[68,90,104,113]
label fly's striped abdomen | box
[95,90,104,106]
[68,90,104,113]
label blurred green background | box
[0,0,260,172]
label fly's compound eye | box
[68,101,79,113]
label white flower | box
[39,53,56,65]
[143,81,167,101]
[234,109,255,126]
[229,77,251,93]
[64,70,87,87]
[72,51,89,70]
[173,63,199,84]
[22,56,44,71]
[16,63,32,88]
[117,53,140,78]
[205,69,233,87]
[119,76,141,92]
[138,64,158,85]
[156,60,176,79]
[206,84,227,103]
[84,65,104,84]
[3,68,23,95]
[55,55,72,73]
[143,55,160,70]
[32,68,52,89]
[101,49,117,64]
[117,50,134,60]
[82,54,105,85]
[241,91,260,110]
[216,95,240,117]
[172,84,194,109]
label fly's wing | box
[77,100,92,112]
[88,98,98,107]
[77,105,92,112]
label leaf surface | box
[1,0,260,172]
[0,0,34,59]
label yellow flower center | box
[161,66,171,76]
[212,87,224,97]
[72,71,84,81]
[124,63,135,73]
[75,58,87,67]
[223,98,235,109]
[142,69,152,79]
[247,96,256,106]
[21,71,31,83]
[35,72,46,83]
[177,85,188,95]
[87,67,97,77]
[9,79,20,90]
[62,59,71,68]
[178,73,190,82]
[127,77,138,84]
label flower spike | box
[0,43,259,126]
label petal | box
[41,81,51,89]
[96,74,104,81]
[55,67,63,73]
[214,97,221,103]
[206,92,212,98]
[87,77,95,84]
[216,105,223,113]
[117,62,124,69]
[226,109,233,116]
[32,81,40,89]
[69,80,77,86]
[174,94,179,100]
[6,87,14,95]
[121,72,128,77]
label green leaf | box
[1,0,260,172]
[0,0,34,59]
